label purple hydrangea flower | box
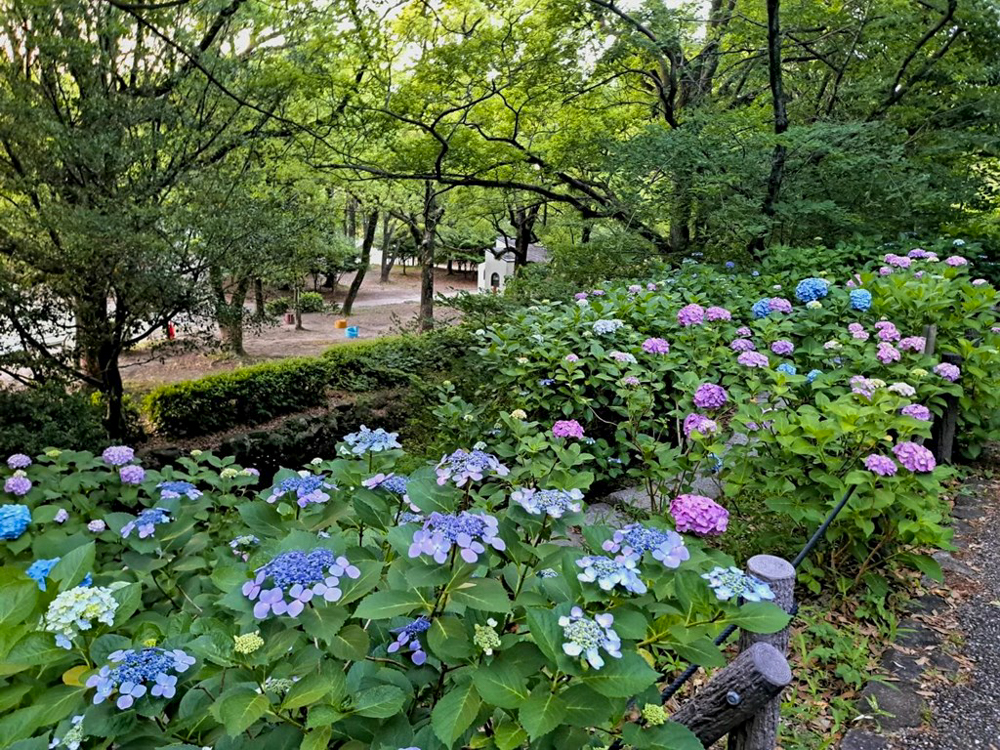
[387,616,431,665]
[934,363,961,382]
[87,519,106,533]
[121,508,171,539]
[511,488,584,518]
[669,494,729,536]
[693,383,728,410]
[908,248,929,258]
[552,420,585,439]
[435,449,510,487]
[901,404,932,421]
[850,376,880,400]
[0,504,30,540]
[736,326,752,337]
[102,446,135,467]
[576,555,646,594]
[6,454,30,470]
[85,647,195,709]
[771,340,794,356]
[703,566,775,602]
[677,303,705,327]
[898,336,926,353]
[628,284,642,294]
[243,549,361,619]
[945,256,968,267]
[864,454,897,477]
[641,337,670,355]
[730,338,756,353]
[706,306,732,322]
[609,351,637,364]
[602,524,689,568]
[54,508,69,524]
[879,266,893,276]
[893,442,936,473]
[559,607,622,669]
[119,465,146,485]
[574,292,588,300]
[265,474,332,507]
[769,297,792,314]
[342,425,401,455]
[408,511,506,564]
[738,351,769,368]
[884,253,911,268]
[683,413,718,438]
[621,376,640,386]
[848,323,869,341]
[565,353,580,362]
[875,321,901,342]
[877,343,901,364]
[158,481,202,501]
[4,472,31,497]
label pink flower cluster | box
[945,256,968,267]
[738,351,769,368]
[670,494,729,536]
[683,413,718,438]
[884,253,912,268]
[864,454,897,477]
[706,306,732,322]
[736,326,752,337]
[730,338,756,352]
[677,304,705,327]
[552,420,585,439]
[898,336,925,353]
[768,297,792,314]
[771,340,794,356]
[934,362,961,382]
[875,321,900,342]
[693,383,728,410]
[848,323,869,341]
[642,337,670,355]
[877,342,901,364]
[892,442,936,472]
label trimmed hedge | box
[143,328,471,437]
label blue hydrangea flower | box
[776,363,797,376]
[709,453,724,474]
[408,511,506,564]
[265,474,333,507]
[341,425,401,455]
[121,508,171,539]
[538,378,555,386]
[537,568,559,578]
[364,472,409,495]
[576,555,647,594]
[602,524,689,568]
[435,449,509,487]
[702,566,775,602]
[398,511,424,525]
[794,277,829,303]
[558,607,622,669]
[511,488,584,518]
[806,369,823,383]
[85,647,195,709]
[592,319,624,335]
[0,504,30,540]
[243,549,360,619]
[387,616,431,665]
[850,289,873,311]
[157,481,202,501]
[751,299,772,319]
[26,558,59,590]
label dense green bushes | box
[0,384,107,455]
[144,328,472,437]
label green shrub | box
[264,297,291,316]
[298,291,326,313]
[0,383,107,454]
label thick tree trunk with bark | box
[77,297,127,438]
[343,209,378,315]
[254,278,265,318]
[412,183,443,332]
[509,204,541,267]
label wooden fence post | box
[932,352,962,464]
[922,323,937,358]
[728,555,796,750]
[672,642,792,747]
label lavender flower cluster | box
[693,383,728,410]
[602,524,689,568]
[435,449,509,487]
[683,413,718,438]
[702,566,775,602]
[669,494,729,536]
[86,647,195,709]
[157,481,202,500]
[576,555,647,594]
[121,508,171,539]
[243,549,361,619]
[511,487,584,518]
[408,512,506,564]
[265,474,334,507]
[342,425,402,455]
[559,607,622,669]
[387,616,431,665]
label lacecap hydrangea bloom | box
[43,584,123,648]
[121,508,171,539]
[738,351,770,368]
[158,481,202,500]
[233,631,264,654]
[6,453,30,469]
[408,511,506,564]
[602,524,689,568]
[576,555,647,594]
[670,494,729,536]
[934,362,961,382]
[474,619,501,655]
[363,472,409,500]
[592,319,624,335]
[901,404,932,421]
[706,306,732,321]
[342,425,401,455]
[850,289,872,311]
[435,449,509,486]
[893,442,936,473]
[4,472,31,497]
[229,534,260,561]
[101,446,135,467]
[265,474,333,508]
[0,503,30,539]
[693,383,728,410]
[511,487,583,518]
[85,647,195,709]
[677,303,705,326]
[730,338,756,353]
[559,607,622,669]
[641,337,670,355]
[388,616,431,664]
[243,549,361,619]
[683,413,718,438]
[119,465,145,485]
[794,277,829,303]
[864,454,897,477]
[702,566,775,602]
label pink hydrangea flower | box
[892,442,936,473]
[738,351,769,368]
[565,353,580,362]
[706,306,732,322]
[898,337,925,353]
[771,340,794,356]
[877,343,901,364]
[972,279,987,286]
[670,494,729,536]
[875,321,900,342]
[552,420,585,439]
[945,256,968,267]
[901,404,932,421]
[736,327,752,337]
[647,282,659,291]
[683,413,718,438]
[730,338,756,352]
[864,454,897,477]
[914,271,924,279]
[884,253,911,268]
[574,292,588,300]
[677,304,705,327]
[628,284,642,293]
[693,384,728,410]
[642,338,670,355]
[768,297,792,314]
[848,323,869,341]
[879,266,893,276]
[934,362,960,382]
[908,248,929,258]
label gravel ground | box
[889,476,1000,750]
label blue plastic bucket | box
[346,326,359,339]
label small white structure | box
[477,237,549,292]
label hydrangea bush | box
[0,440,789,749]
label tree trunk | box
[379,216,396,282]
[510,204,540,267]
[343,209,378,316]
[346,196,357,239]
[415,183,443,332]
[99,342,127,440]
[749,0,788,258]
[294,286,304,330]
[220,277,250,356]
[254,278,265,318]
